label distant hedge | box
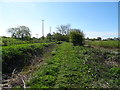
[2,42,55,74]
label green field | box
[86,40,120,48]
[26,42,120,88]
[2,37,120,88]
[1,2,119,88]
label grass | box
[1,37,57,46]
[0,37,2,45]
[2,37,29,46]
[2,42,55,74]
[9,43,57,89]
[0,37,1,79]
[86,40,120,49]
[26,42,120,88]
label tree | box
[41,36,45,40]
[46,33,52,41]
[8,28,17,38]
[53,33,63,41]
[69,29,84,46]
[62,35,69,42]
[86,37,89,40]
[8,26,31,40]
[56,24,71,35]
[53,33,69,42]
[97,37,102,40]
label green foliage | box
[41,36,45,40]
[0,37,1,76]
[62,35,69,42]
[97,37,102,40]
[69,29,84,46]
[2,42,55,74]
[8,26,31,40]
[0,37,2,46]
[1,37,53,46]
[109,67,120,76]
[86,40,120,48]
[46,33,52,41]
[53,33,63,41]
[56,41,63,44]
[27,42,119,88]
[2,37,29,46]
[53,33,69,42]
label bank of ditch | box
[2,42,58,88]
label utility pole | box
[36,34,38,39]
[42,20,44,37]
[50,26,51,34]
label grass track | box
[26,42,120,88]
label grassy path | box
[26,42,120,88]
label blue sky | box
[0,2,118,39]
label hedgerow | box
[2,42,55,74]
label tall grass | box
[0,37,2,79]
[86,40,119,48]
[26,42,120,88]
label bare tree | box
[56,24,71,35]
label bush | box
[2,43,54,74]
[53,33,69,42]
[53,33,63,41]
[62,35,69,42]
[56,41,63,44]
[69,29,84,46]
